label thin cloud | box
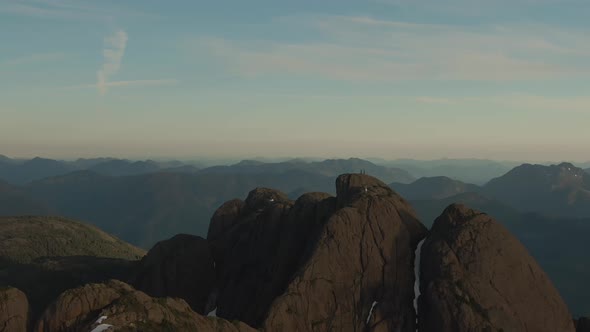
[0,0,157,20]
[1,52,67,66]
[415,94,590,112]
[195,15,589,81]
[71,79,179,89]
[97,30,128,96]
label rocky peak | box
[419,204,575,332]
[263,174,427,331]
[335,173,394,205]
[244,187,290,210]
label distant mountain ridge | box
[0,156,413,185]
[377,158,518,184]
[390,176,480,200]
[483,162,590,218]
[200,157,415,184]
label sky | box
[1,0,589,161]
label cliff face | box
[263,174,428,332]
[418,204,575,332]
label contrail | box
[97,30,128,95]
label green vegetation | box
[0,216,145,268]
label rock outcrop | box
[35,280,255,332]
[418,204,575,332]
[0,287,29,332]
[132,234,215,314]
[262,174,427,332]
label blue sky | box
[1,0,589,161]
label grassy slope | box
[0,216,145,268]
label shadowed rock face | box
[132,234,215,314]
[208,187,311,326]
[0,287,29,332]
[418,204,575,332]
[35,280,255,332]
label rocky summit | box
[263,174,427,332]
[418,204,575,332]
[207,174,428,331]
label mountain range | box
[0,174,585,331]
[1,158,589,248]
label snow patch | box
[90,324,113,332]
[414,239,426,327]
[366,301,378,324]
[207,307,217,317]
[95,316,108,324]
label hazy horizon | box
[2,0,589,161]
[1,152,589,166]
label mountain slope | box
[390,176,480,200]
[24,170,335,247]
[0,216,145,320]
[88,159,161,176]
[0,216,145,267]
[0,180,51,216]
[484,162,590,218]
[0,157,75,185]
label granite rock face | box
[132,234,215,314]
[418,204,575,332]
[262,174,427,332]
[0,287,29,332]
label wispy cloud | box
[71,79,179,90]
[0,0,156,20]
[1,52,67,66]
[372,0,587,17]
[195,15,589,81]
[414,94,590,112]
[97,30,128,95]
